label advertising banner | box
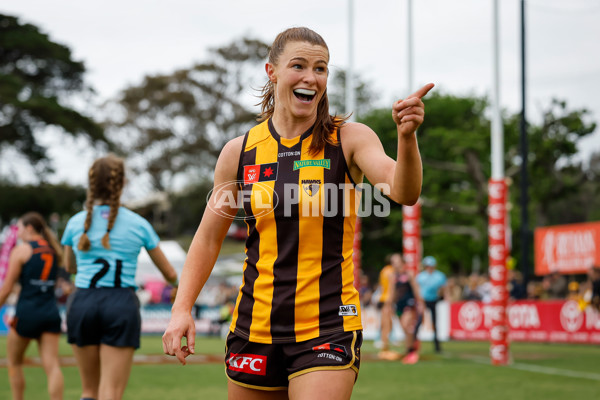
[451,300,600,344]
[534,221,600,275]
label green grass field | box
[1,335,599,399]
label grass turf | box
[1,335,598,399]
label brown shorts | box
[225,330,362,391]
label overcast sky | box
[2,0,599,197]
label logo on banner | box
[227,353,267,375]
[458,302,482,331]
[560,301,583,332]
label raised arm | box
[162,135,244,365]
[343,83,434,205]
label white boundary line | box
[451,353,600,382]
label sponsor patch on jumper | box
[338,304,358,316]
[226,353,267,376]
[293,159,330,170]
[243,163,279,185]
[279,150,301,158]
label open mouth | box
[293,88,316,102]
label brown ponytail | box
[257,27,348,156]
[77,154,125,251]
[20,212,63,265]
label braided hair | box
[78,154,125,251]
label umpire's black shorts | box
[67,287,141,349]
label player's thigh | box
[227,381,288,400]
[37,332,61,368]
[7,328,30,365]
[288,369,355,400]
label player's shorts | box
[13,302,61,339]
[225,330,362,391]
[67,287,141,348]
[396,296,416,317]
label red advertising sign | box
[402,201,421,275]
[488,179,509,365]
[451,300,600,344]
[534,221,600,276]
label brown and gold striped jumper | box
[230,119,362,344]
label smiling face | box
[266,40,329,122]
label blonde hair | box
[257,27,348,155]
[78,154,125,251]
[20,212,63,265]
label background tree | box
[0,14,107,177]
[327,69,375,119]
[0,180,86,230]
[102,37,269,192]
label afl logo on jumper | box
[243,163,279,185]
[302,179,321,197]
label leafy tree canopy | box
[0,14,108,175]
[103,37,270,191]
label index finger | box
[407,83,435,99]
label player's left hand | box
[392,83,435,137]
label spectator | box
[508,269,526,300]
[543,271,568,299]
[445,277,463,302]
[414,256,447,353]
[462,274,482,301]
[476,273,492,303]
[358,271,373,307]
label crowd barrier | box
[2,300,598,344]
[451,300,600,344]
